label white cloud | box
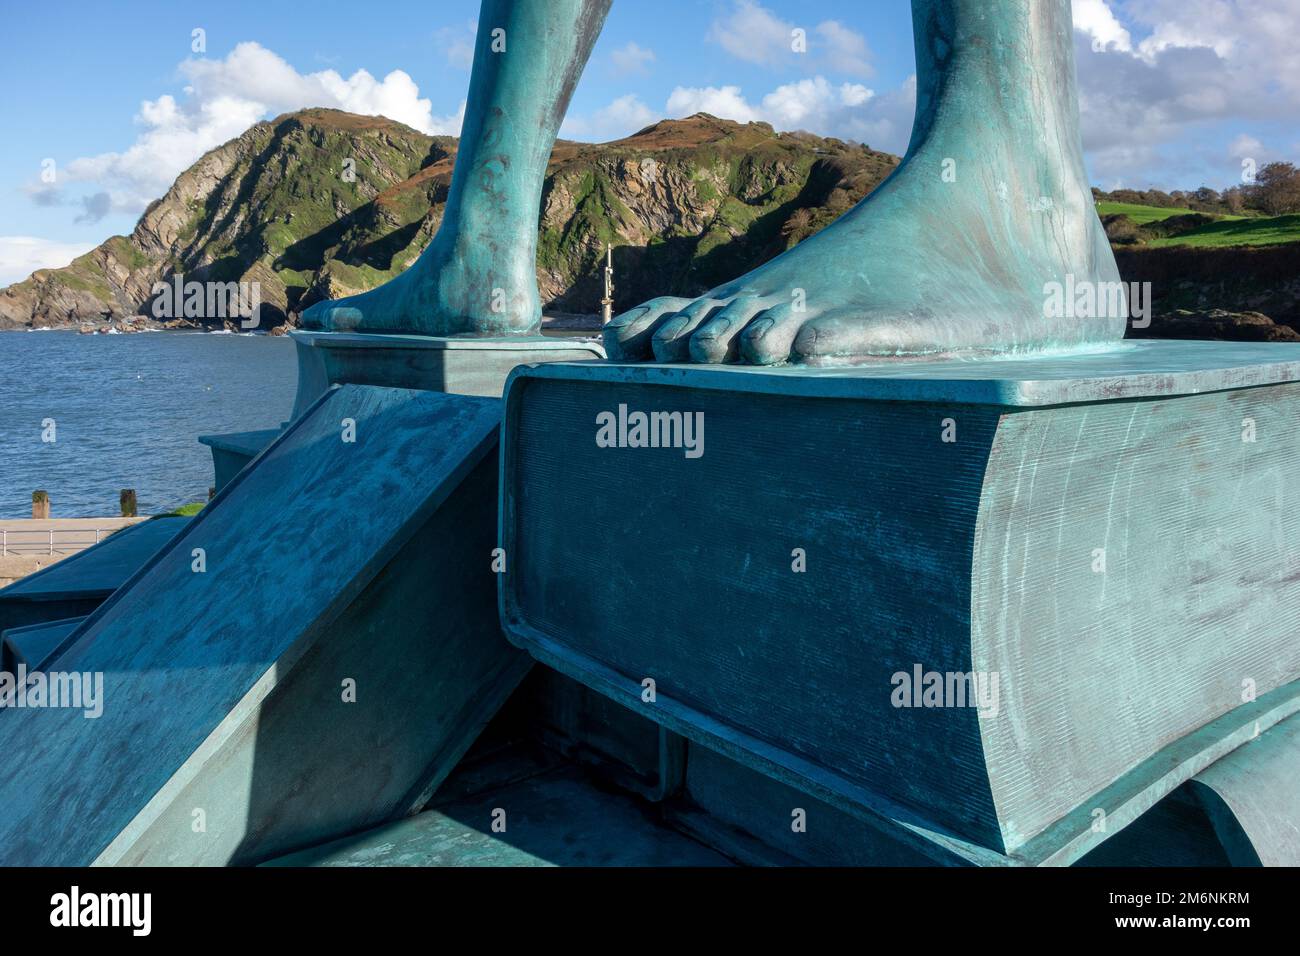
[59,92,266,221]
[1227,134,1264,160]
[38,41,463,222]
[0,237,96,286]
[838,76,916,154]
[436,21,477,70]
[1130,0,1241,61]
[1224,133,1278,181]
[814,21,874,78]
[561,94,658,142]
[564,77,908,150]
[178,42,457,134]
[664,76,913,153]
[666,85,760,125]
[1074,0,1300,185]
[610,41,656,76]
[1073,0,1132,52]
[708,1,873,78]
[760,78,874,127]
[708,1,790,66]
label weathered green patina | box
[0,517,188,641]
[7,0,1296,869]
[498,341,1300,865]
[303,0,1122,367]
[300,0,613,336]
[0,385,527,866]
[1183,712,1300,867]
[197,429,284,493]
[609,0,1123,364]
[200,334,605,494]
[288,331,605,416]
[1,617,86,673]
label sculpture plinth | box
[198,332,606,494]
[498,340,1300,865]
[0,386,528,865]
[289,330,605,418]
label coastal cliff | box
[0,109,899,330]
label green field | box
[1095,201,1206,224]
[1096,201,1300,247]
[1146,213,1300,248]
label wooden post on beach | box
[120,489,138,518]
[601,243,614,326]
[32,490,49,519]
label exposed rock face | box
[1115,244,1300,336]
[0,109,898,330]
[1127,309,1300,342]
[0,110,444,330]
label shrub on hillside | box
[1103,214,1142,245]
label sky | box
[0,0,1297,285]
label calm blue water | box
[0,331,297,517]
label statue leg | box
[301,0,612,336]
[606,0,1126,366]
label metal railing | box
[0,528,110,557]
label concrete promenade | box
[0,518,147,585]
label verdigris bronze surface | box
[498,342,1300,865]
[304,0,1122,368]
[0,385,526,866]
[301,0,613,336]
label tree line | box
[1093,162,1300,217]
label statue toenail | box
[333,307,364,331]
[611,306,648,329]
[744,317,775,341]
[659,317,688,338]
[695,320,728,342]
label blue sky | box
[1,0,1297,284]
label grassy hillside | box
[3,110,1292,336]
[1146,213,1300,248]
[1099,199,1300,251]
[1094,201,1218,225]
[0,110,899,329]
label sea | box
[0,330,297,518]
